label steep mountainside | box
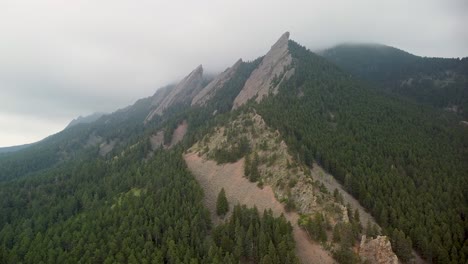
[321,43,468,118]
[0,32,466,264]
[184,152,336,264]
[185,112,386,263]
[0,93,300,263]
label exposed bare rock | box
[359,235,399,264]
[99,139,117,156]
[143,86,172,124]
[168,120,188,147]
[232,32,294,109]
[192,59,243,106]
[150,131,165,150]
[149,120,188,151]
[339,204,350,223]
[149,85,172,107]
[146,65,204,122]
[85,133,103,148]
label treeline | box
[256,40,468,263]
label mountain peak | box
[191,64,203,76]
[232,32,294,109]
[271,31,290,49]
[195,64,203,71]
[184,64,203,80]
[192,59,243,106]
[145,65,204,121]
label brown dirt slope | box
[150,131,164,150]
[169,120,188,147]
[184,152,335,264]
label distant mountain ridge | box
[0,143,33,154]
[321,43,468,118]
[66,112,106,129]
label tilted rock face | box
[146,65,204,122]
[359,235,399,264]
[149,85,172,108]
[192,59,243,106]
[232,32,294,109]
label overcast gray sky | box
[1,0,467,147]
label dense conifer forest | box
[256,41,468,263]
[0,145,297,263]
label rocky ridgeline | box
[146,65,204,122]
[192,59,243,106]
[232,32,294,109]
[145,31,294,122]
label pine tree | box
[391,228,413,262]
[365,221,377,238]
[353,209,360,223]
[216,188,229,216]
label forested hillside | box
[256,41,468,263]
[321,44,468,118]
[0,95,159,182]
[0,144,297,263]
[0,53,299,263]
[0,33,466,264]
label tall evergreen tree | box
[216,188,229,217]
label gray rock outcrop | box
[192,59,243,106]
[146,65,204,122]
[359,235,399,264]
[232,32,294,109]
